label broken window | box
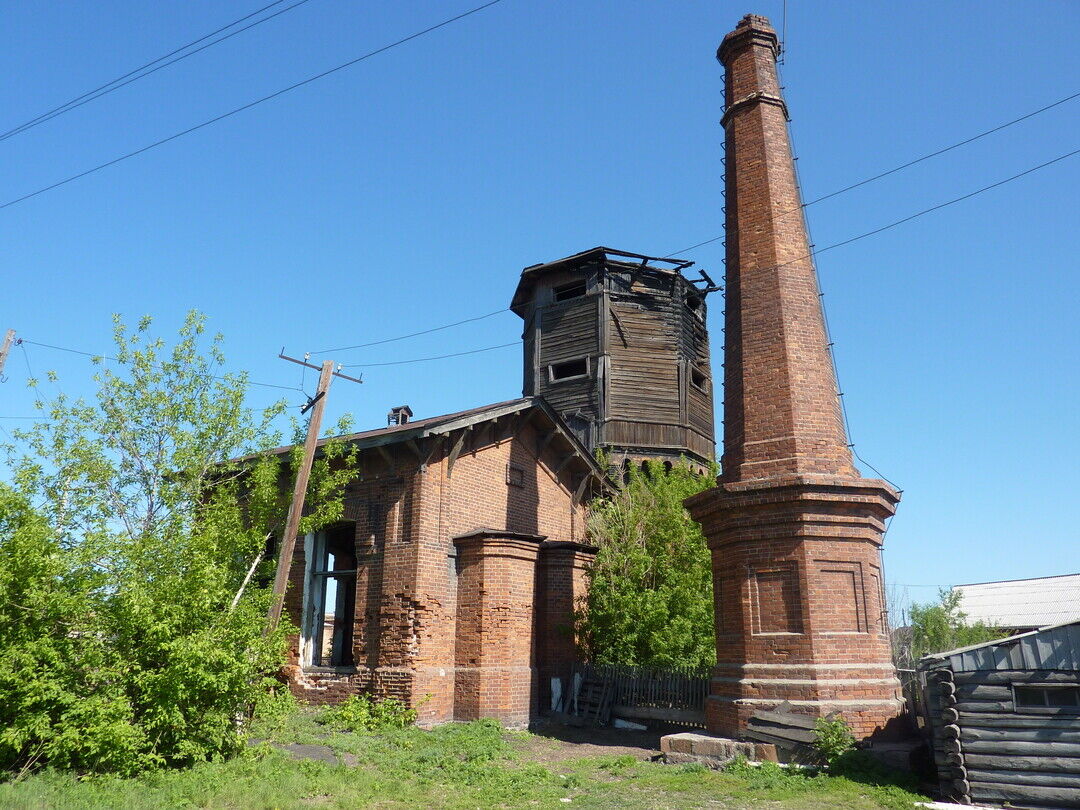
[553,280,586,302]
[550,357,589,382]
[303,523,357,668]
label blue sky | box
[2,1,1077,609]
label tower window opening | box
[550,357,589,382]
[553,281,587,302]
[690,366,710,392]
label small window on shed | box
[1014,684,1080,712]
[553,280,587,302]
[549,357,589,382]
[690,366,710,392]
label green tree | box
[577,458,717,670]
[0,312,356,776]
[906,589,1004,663]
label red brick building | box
[684,14,903,739]
[280,398,603,727]
[273,13,904,741]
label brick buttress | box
[684,14,903,740]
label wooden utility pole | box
[266,354,362,631]
[0,330,14,380]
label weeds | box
[318,694,417,732]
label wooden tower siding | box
[512,246,716,467]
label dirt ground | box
[511,719,695,763]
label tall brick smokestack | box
[718,14,857,483]
[685,14,903,739]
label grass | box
[0,709,928,809]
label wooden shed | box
[511,246,718,468]
[919,620,1080,807]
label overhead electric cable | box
[315,146,1080,352]
[0,0,504,211]
[314,308,507,354]
[795,147,1079,264]
[342,342,517,367]
[1,0,310,142]
[18,338,304,392]
[668,90,1080,256]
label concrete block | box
[660,733,697,755]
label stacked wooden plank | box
[743,703,820,763]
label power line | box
[342,342,517,367]
[0,0,505,211]
[802,147,1079,262]
[691,147,1078,282]
[668,90,1080,256]
[317,145,1080,360]
[2,0,317,142]
[313,308,508,354]
[18,338,304,392]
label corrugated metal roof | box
[952,573,1080,629]
[921,619,1080,672]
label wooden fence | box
[572,662,710,726]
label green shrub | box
[578,457,718,669]
[320,695,418,732]
[813,716,855,765]
[0,313,357,777]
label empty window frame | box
[690,365,710,392]
[552,280,587,302]
[1013,684,1080,712]
[549,357,590,382]
[303,524,357,668]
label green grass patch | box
[1,710,928,809]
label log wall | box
[926,665,1080,807]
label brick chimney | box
[685,14,903,740]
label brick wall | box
[536,542,596,712]
[281,407,594,728]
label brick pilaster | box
[453,529,544,728]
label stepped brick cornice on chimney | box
[685,14,903,740]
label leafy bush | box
[0,313,356,777]
[813,716,855,765]
[578,457,717,669]
[321,695,418,732]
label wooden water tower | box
[511,247,717,468]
